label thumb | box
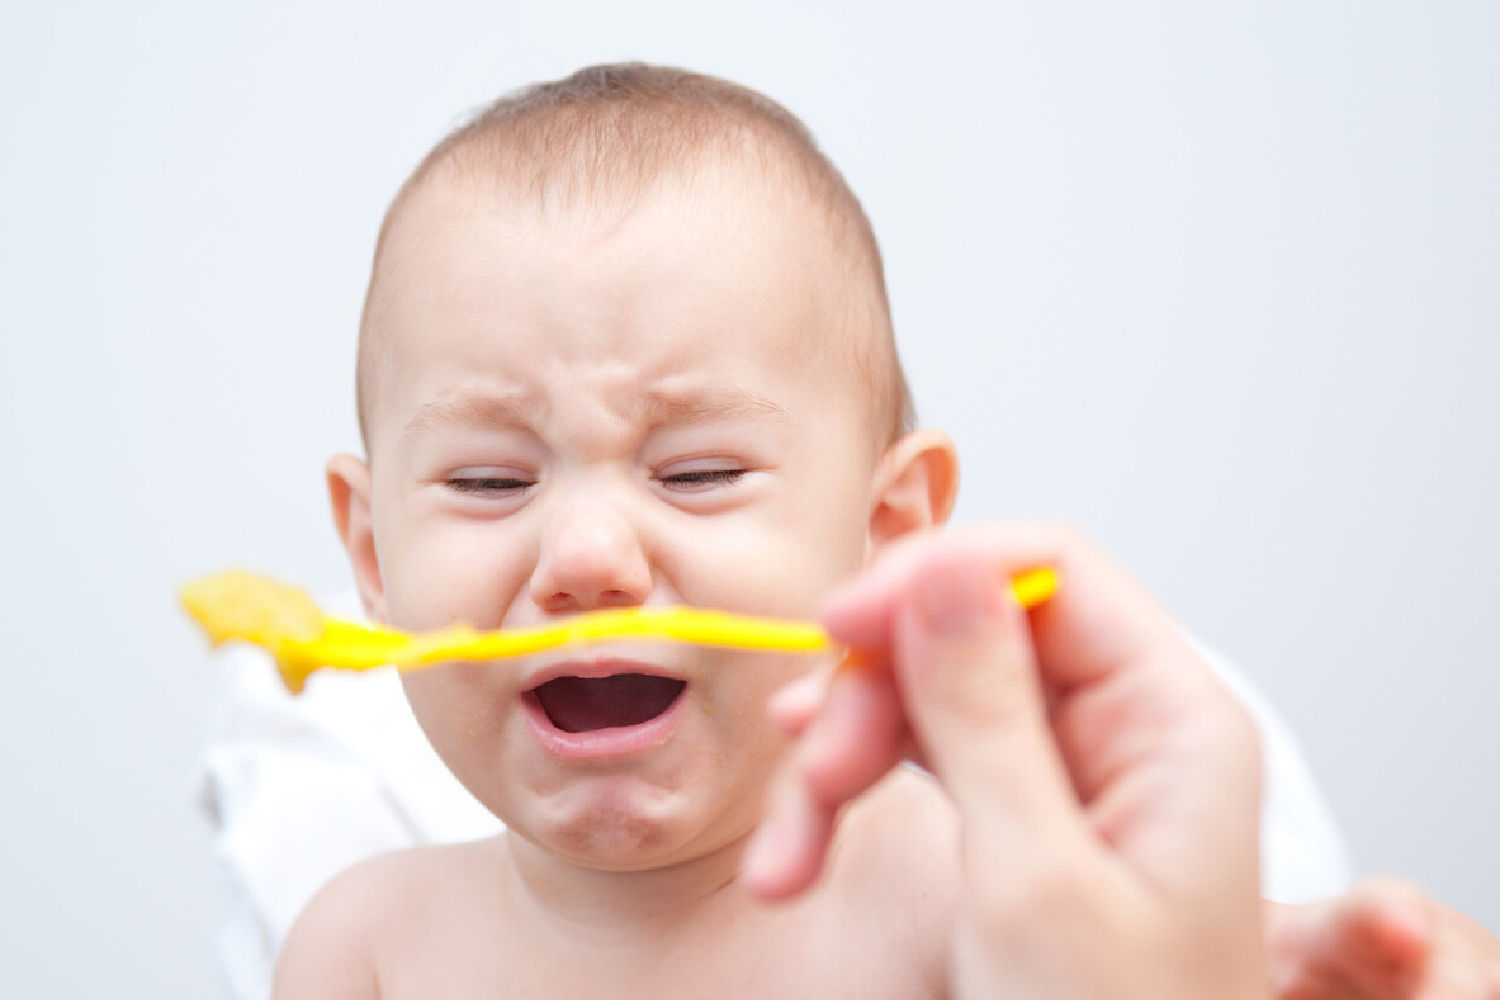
[892,550,1084,857]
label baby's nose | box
[528,501,653,613]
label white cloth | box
[194,598,1352,1000]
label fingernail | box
[915,558,1003,638]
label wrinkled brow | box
[399,391,533,449]
[643,386,792,427]
[399,385,791,446]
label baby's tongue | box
[533,674,686,733]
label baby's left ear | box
[868,429,959,547]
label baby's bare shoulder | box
[841,766,960,887]
[825,768,961,992]
[272,840,503,1000]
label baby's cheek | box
[716,526,851,610]
[696,653,804,773]
[751,540,859,617]
[389,528,529,630]
[400,667,516,794]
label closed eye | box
[660,468,746,491]
[446,476,535,495]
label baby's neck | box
[501,831,755,944]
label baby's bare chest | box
[376,900,942,1000]
[371,773,956,999]
[382,949,939,1000]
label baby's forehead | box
[381,162,839,319]
[359,141,906,450]
[365,163,875,410]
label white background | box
[2,1,1496,996]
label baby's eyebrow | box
[399,391,532,446]
[643,386,791,428]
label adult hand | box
[742,523,1268,999]
[1268,879,1500,999]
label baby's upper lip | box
[521,651,686,692]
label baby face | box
[355,163,885,870]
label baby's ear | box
[326,454,388,623]
[867,429,959,549]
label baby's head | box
[355,64,915,456]
[329,64,956,871]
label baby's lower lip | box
[522,677,688,760]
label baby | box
[275,64,1500,998]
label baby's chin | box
[504,780,762,874]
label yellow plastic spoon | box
[181,567,1059,695]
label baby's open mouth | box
[530,674,687,733]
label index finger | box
[823,522,1263,910]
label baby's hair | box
[357,63,915,449]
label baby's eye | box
[659,468,747,492]
[445,475,535,496]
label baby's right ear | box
[326,454,388,623]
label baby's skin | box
[283,152,963,998]
[273,123,1500,998]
